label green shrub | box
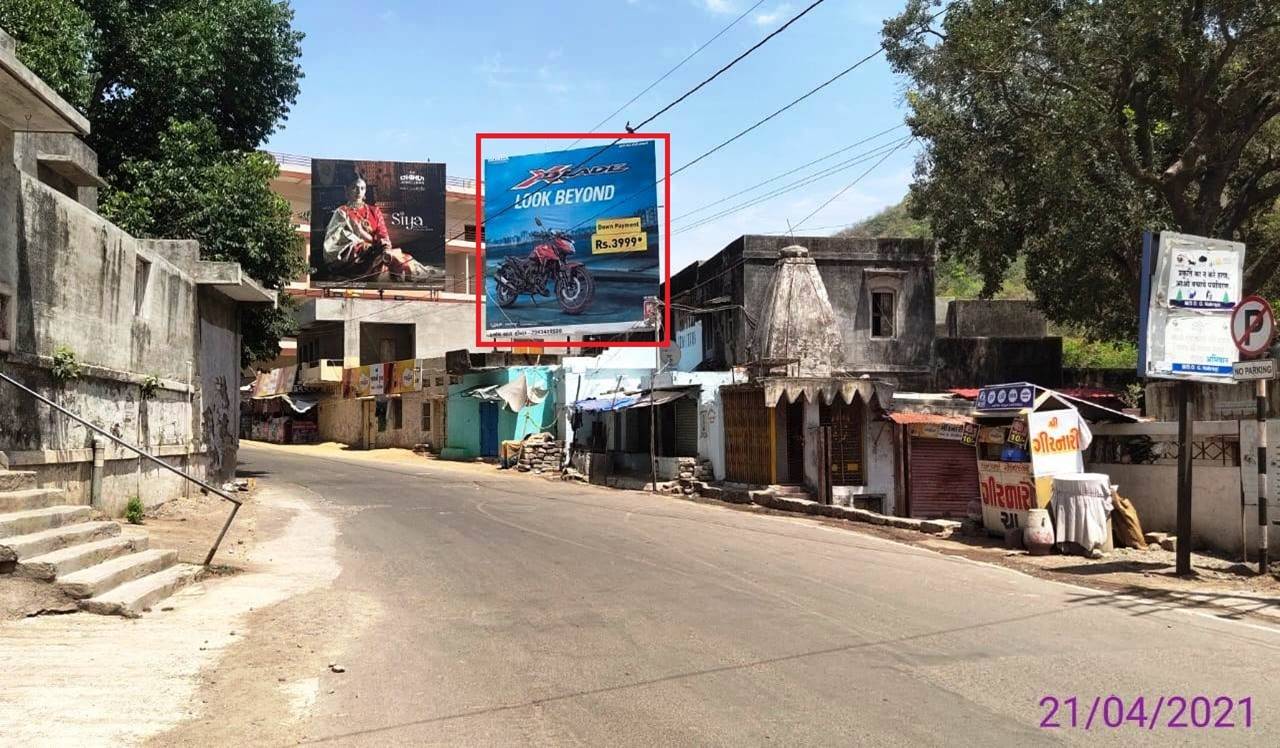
[125,496,145,525]
[51,345,82,383]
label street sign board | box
[1231,295,1275,358]
[1138,231,1245,383]
[1232,359,1277,381]
[976,382,1037,411]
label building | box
[667,234,936,389]
[263,153,482,447]
[0,30,274,512]
[714,245,899,510]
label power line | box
[671,124,906,222]
[568,0,767,148]
[672,135,912,233]
[673,135,912,232]
[790,137,916,231]
[629,0,830,133]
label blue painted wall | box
[442,366,560,459]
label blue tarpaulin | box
[573,394,640,412]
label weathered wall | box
[300,297,474,368]
[1145,381,1280,421]
[318,397,364,446]
[658,370,732,480]
[932,337,1064,390]
[667,235,935,387]
[0,145,258,509]
[945,299,1047,338]
[0,357,203,512]
[196,292,239,479]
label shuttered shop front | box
[907,435,979,519]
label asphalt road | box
[239,444,1280,746]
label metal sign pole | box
[1259,378,1270,574]
[1176,380,1194,576]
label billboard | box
[482,141,661,339]
[310,159,447,288]
[1138,231,1245,382]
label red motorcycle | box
[494,217,596,314]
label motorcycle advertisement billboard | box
[481,140,661,339]
[310,159,447,288]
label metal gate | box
[822,398,865,486]
[722,387,773,484]
[674,396,699,457]
[908,436,979,518]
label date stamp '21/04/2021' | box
[1040,696,1253,730]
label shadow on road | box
[1064,585,1280,621]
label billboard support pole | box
[650,325,659,493]
[1176,380,1195,576]
[1257,378,1269,575]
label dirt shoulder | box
[0,478,346,746]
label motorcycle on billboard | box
[493,217,596,314]
[482,140,661,338]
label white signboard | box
[1168,248,1240,309]
[1140,231,1245,383]
[1027,408,1086,479]
[1233,359,1277,381]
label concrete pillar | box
[90,436,105,509]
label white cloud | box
[754,3,792,26]
[702,0,736,14]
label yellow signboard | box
[595,217,641,234]
[591,216,647,254]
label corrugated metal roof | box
[886,412,971,425]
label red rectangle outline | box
[473,132,672,349]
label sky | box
[264,0,920,272]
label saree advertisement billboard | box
[310,159,447,289]
[478,136,666,344]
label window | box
[421,400,432,432]
[871,290,895,339]
[135,258,151,316]
[0,288,11,352]
[463,223,477,242]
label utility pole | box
[650,301,660,493]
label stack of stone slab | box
[516,434,563,475]
[675,457,714,495]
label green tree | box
[0,0,304,364]
[883,0,1280,340]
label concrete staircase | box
[0,468,202,617]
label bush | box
[51,345,81,383]
[125,496,145,525]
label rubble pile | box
[675,457,714,495]
[517,434,564,475]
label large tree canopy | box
[883,0,1280,339]
[1,0,304,365]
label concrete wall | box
[945,299,1046,338]
[932,337,1064,390]
[317,397,364,447]
[0,129,258,513]
[298,296,474,368]
[1086,420,1280,556]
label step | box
[16,534,149,581]
[0,470,37,492]
[0,489,65,513]
[0,505,94,539]
[79,563,204,618]
[58,548,178,599]
[0,521,120,562]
